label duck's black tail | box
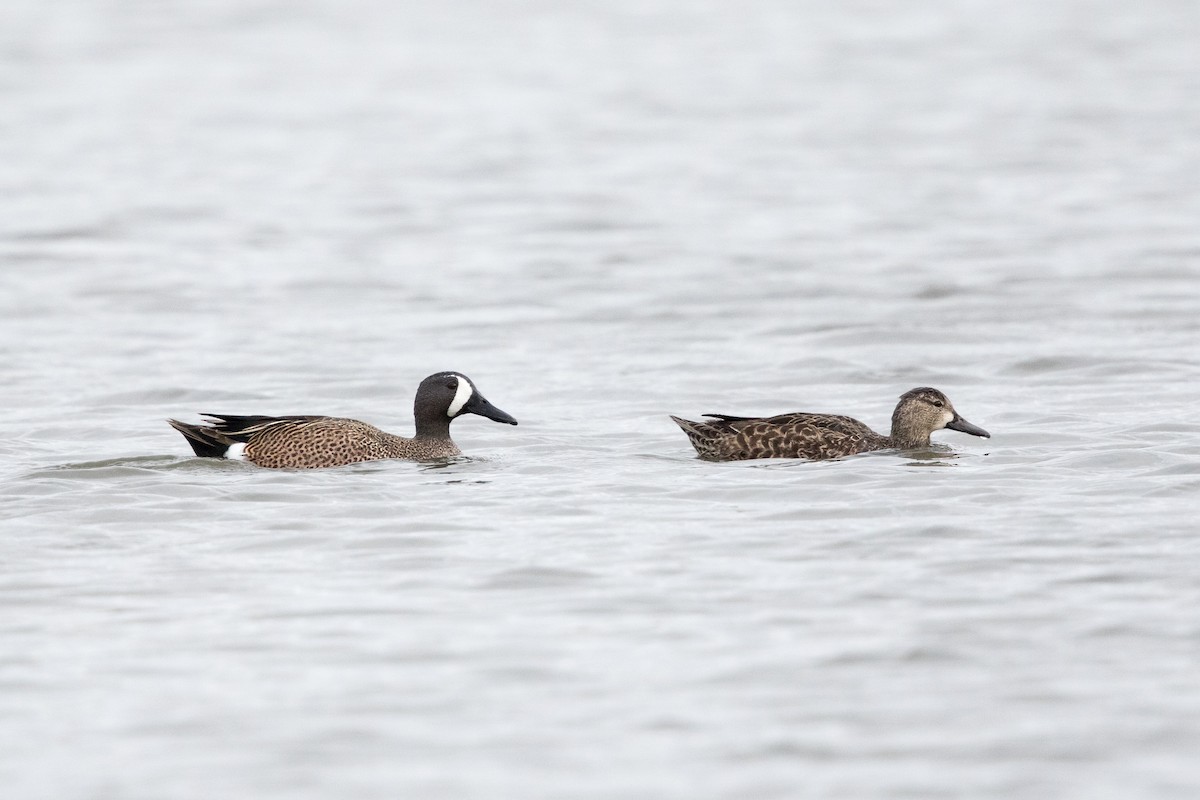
[167,419,234,458]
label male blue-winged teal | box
[671,387,989,461]
[169,372,517,468]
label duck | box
[168,371,517,468]
[671,386,989,461]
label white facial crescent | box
[447,375,473,417]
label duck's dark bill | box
[946,415,990,438]
[463,394,518,425]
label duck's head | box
[891,387,989,448]
[415,372,518,433]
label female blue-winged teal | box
[671,387,989,461]
[169,372,517,468]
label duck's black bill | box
[464,394,518,425]
[947,415,990,438]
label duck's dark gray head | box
[414,372,518,432]
[891,387,990,447]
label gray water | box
[3,1,1199,798]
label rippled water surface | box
[3,1,1199,798]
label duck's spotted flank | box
[169,372,517,469]
[671,387,989,462]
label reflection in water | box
[417,459,468,472]
[900,446,961,466]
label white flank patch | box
[225,442,248,461]
[446,374,474,418]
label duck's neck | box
[888,418,933,449]
[414,415,452,440]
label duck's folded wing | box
[701,413,758,423]
[200,414,328,439]
[770,413,876,439]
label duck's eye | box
[445,381,457,390]
[932,400,944,408]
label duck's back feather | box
[673,412,887,461]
